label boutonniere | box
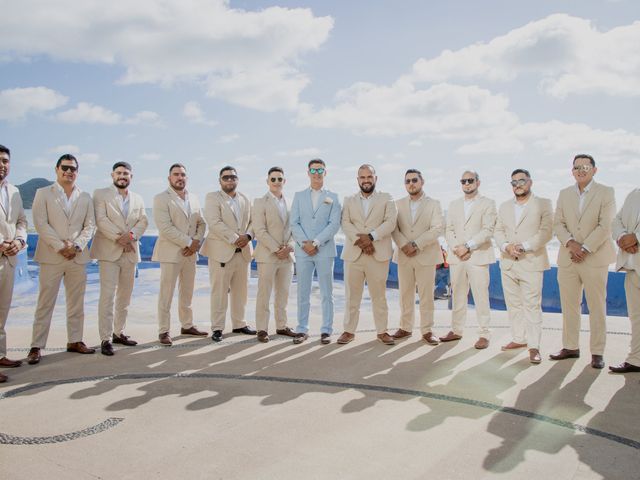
[323,197,333,205]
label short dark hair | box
[0,144,10,157]
[405,168,423,181]
[112,161,132,172]
[268,166,284,176]
[56,154,78,169]
[573,154,595,167]
[308,158,326,168]
[169,163,186,173]
[219,165,237,177]
[511,168,530,178]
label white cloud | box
[57,102,122,125]
[276,147,322,158]
[126,110,163,126]
[0,87,68,121]
[408,14,640,98]
[182,101,217,126]
[0,0,333,111]
[217,134,240,144]
[48,144,80,154]
[140,153,161,161]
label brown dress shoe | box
[181,326,208,336]
[276,327,297,338]
[337,332,355,344]
[112,334,138,346]
[320,333,331,345]
[439,331,462,342]
[392,329,412,339]
[609,362,640,373]
[0,372,7,383]
[501,342,527,351]
[422,332,439,345]
[159,333,173,346]
[474,337,489,349]
[549,348,580,360]
[0,356,22,368]
[591,354,605,369]
[377,333,395,345]
[67,342,96,354]
[257,331,270,343]
[529,348,542,364]
[27,347,41,365]
[293,333,308,344]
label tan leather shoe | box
[474,337,489,349]
[549,348,579,360]
[439,331,462,342]
[529,348,542,364]
[257,331,270,343]
[392,329,412,339]
[501,342,527,351]
[27,347,41,365]
[377,332,395,345]
[180,326,208,336]
[422,332,439,346]
[66,342,96,354]
[0,356,22,368]
[276,327,297,337]
[159,333,173,346]
[337,332,355,344]
[0,372,7,383]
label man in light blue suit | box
[290,159,342,345]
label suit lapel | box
[412,196,427,225]
[266,193,285,226]
[579,184,597,220]
[168,188,189,219]
[0,185,8,219]
[515,199,530,228]
[464,197,479,225]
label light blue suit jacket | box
[290,188,341,258]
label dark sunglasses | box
[405,177,420,184]
[221,174,238,181]
[60,165,78,173]
[460,178,475,185]
[309,167,325,174]
[510,179,528,187]
[269,177,284,183]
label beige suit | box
[0,182,27,358]
[31,184,96,348]
[202,190,252,332]
[341,191,398,334]
[392,194,444,334]
[152,188,205,335]
[554,181,616,355]
[445,195,496,336]
[90,186,148,341]
[612,188,640,366]
[495,195,553,349]
[252,192,294,332]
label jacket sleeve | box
[373,195,398,240]
[526,198,553,251]
[73,194,96,250]
[341,197,359,244]
[153,194,191,248]
[583,186,616,252]
[553,191,572,246]
[130,197,149,240]
[13,190,28,243]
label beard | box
[359,182,375,194]
[113,179,130,190]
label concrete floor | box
[1,265,639,480]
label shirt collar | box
[359,190,376,200]
[575,180,594,195]
[410,192,425,202]
[269,191,284,202]
[55,181,79,195]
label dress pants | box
[343,255,390,335]
[0,256,16,358]
[209,252,249,331]
[501,263,543,349]
[295,256,334,334]
[557,262,608,355]
[31,261,87,348]
[398,260,436,334]
[98,257,136,341]
[255,261,292,332]
[450,262,491,337]
[157,256,196,335]
[624,272,640,366]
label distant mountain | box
[16,178,53,209]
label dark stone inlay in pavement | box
[1,373,638,450]
[0,417,124,445]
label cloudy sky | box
[1,0,639,209]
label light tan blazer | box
[202,190,252,263]
[445,195,496,265]
[392,195,444,266]
[90,186,148,263]
[252,192,293,263]
[32,184,95,265]
[553,181,616,268]
[151,188,205,263]
[612,188,640,279]
[494,195,553,272]
[341,191,398,263]
[0,183,27,266]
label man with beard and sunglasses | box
[90,162,149,356]
[203,166,255,343]
[494,169,553,364]
[338,164,398,345]
[28,154,96,365]
[0,145,28,381]
[442,170,497,349]
[391,169,444,345]
[152,164,207,346]
[551,154,616,369]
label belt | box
[235,248,242,253]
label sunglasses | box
[405,177,420,184]
[573,165,593,173]
[510,179,528,187]
[460,178,475,185]
[60,165,78,173]
[221,174,238,181]
[269,177,284,183]
[309,167,325,174]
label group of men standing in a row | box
[1,145,639,385]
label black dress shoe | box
[113,334,138,346]
[101,341,114,356]
[232,326,257,335]
[591,354,605,369]
[276,327,297,338]
[27,347,41,365]
[212,330,223,342]
[549,348,580,360]
[609,362,640,373]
